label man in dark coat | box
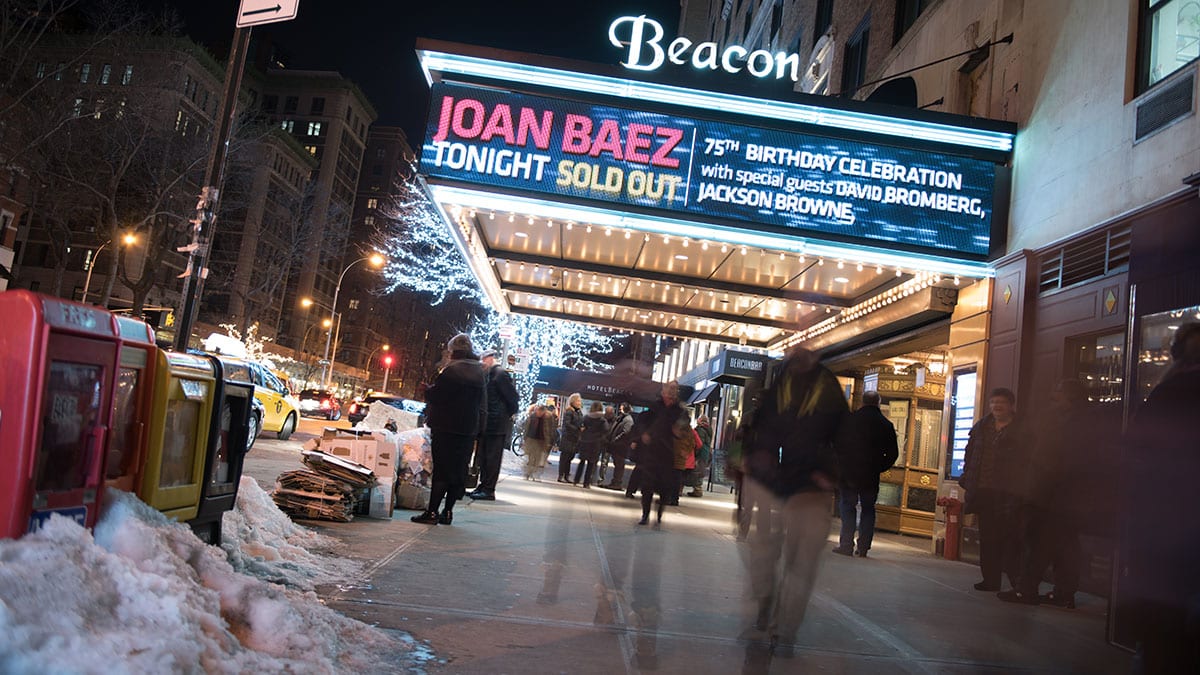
[741,347,847,655]
[469,349,519,501]
[1124,322,1200,671]
[959,387,1033,592]
[833,390,899,558]
[631,381,686,525]
[602,402,635,490]
[411,333,486,525]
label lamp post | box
[382,353,395,393]
[81,233,136,304]
[365,343,390,389]
[316,253,385,389]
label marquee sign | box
[421,81,1003,259]
[609,15,802,81]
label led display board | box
[421,81,1005,259]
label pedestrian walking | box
[411,333,486,526]
[468,349,519,501]
[1123,322,1200,672]
[685,415,713,498]
[603,402,635,490]
[557,393,584,483]
[632,381,687,525]
[573,401,609,487]
[832,390,899,558]
[669,414,699,505]
[597,405,616,483]
[522,404,551,480]
[739,347,847,655]
[959,387,1034,592]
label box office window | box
[36,362,104,491]
[1141,0,1200,90]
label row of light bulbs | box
[790,271,957,343]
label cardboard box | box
[368,478,395,518]
[395,483,430,511]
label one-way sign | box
[237,0,299,28]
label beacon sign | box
[609,15,802,81]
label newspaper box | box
[104,314,158,495]
[140,351,218,522]
[0,291,120,538]
[188,355,254,544]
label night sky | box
[144,0,682,143]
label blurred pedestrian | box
[557,393,584,483]
[603,402,636,490]
[469,349,519,501]
[1124,322,1200,672]
[685,415,713,498]
[633,381,687,525]
[959,387,1034,592]
[669,413,699,505]
[832,390,898,558]
[574,401,609,487]
[411,333,486,526]
[740,347,847,655]
[597,405,616,483]
[522,404,551,480]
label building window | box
[1141,0,1200,89]
[364,215,376,226]
[366,198,378,209]
[35,62,46,79]
[310,96,325,114]
[305,145,318,156]
[284,96,298,113]
[262,94,278,112]
[74,97,84,116]
[307,121,323,136]
[121,64,133,85]
[375,147,386,159]
[100,63,111,84]
[814,0,834,42]
[841,17,870,97]
[894,0,933,44]
[55,62,64,81]
[80,63,91,83]
[280,119,294,133]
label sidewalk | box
[244,446,1130,674]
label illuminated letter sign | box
[609,15,801,81]
[421,82,1005,260]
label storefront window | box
[946,367,977,479]
[1069,331,1126,407]
[1135,304,1200,400]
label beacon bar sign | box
[610,15,801,81]
[421,82,1002,259]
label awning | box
[686,382,720,405]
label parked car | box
[247,396,265,451]
[347,392,426,426]
[213,355,301,440]
[298,389,342,421]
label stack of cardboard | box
[273,466,368,522]
[285,428,400,518]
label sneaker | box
[468,490,495,500]
[1040,591,1076,609]
[996,589,1038,605]
[831,546,854,556]
[410,511,439,525]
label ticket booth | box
[141,351,218,522]
[105,315,158,495]
[188,354,253,545]
[0,290,120,538]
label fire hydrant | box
[937,496,964,561]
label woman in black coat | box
[574,401,610,487]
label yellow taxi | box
[214,355,301,440]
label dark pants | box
[1018,508,1081,597]
[838,484,879,553]
[429,431,475,515]
[609,449,628,485]
[625,465,642,497]
[640,466,673,520]
[975,493,1025,589]
[573,446,599,485]
[558,441,579,480]
[476,433,506,493]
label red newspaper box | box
[105,315,158,495]
[0,290,120,538]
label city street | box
[240,434,1130,674]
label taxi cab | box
[213,355,301,440]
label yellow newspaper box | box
[141,351,217,521]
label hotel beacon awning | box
[415,40,1016,351]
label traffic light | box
[382,354,394,368]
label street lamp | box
[81,232,137,304]
[317,253,385,388]
[365,343,390,388]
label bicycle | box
[508,429,525,457]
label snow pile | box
[0,490,410,673]
[221,477,363,590]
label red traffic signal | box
[382,354,395,368]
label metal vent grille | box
[1038,224,1131,294]
[1136,74,1194,141]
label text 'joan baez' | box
[428,95,686,204]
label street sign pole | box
[173,25,252,351]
